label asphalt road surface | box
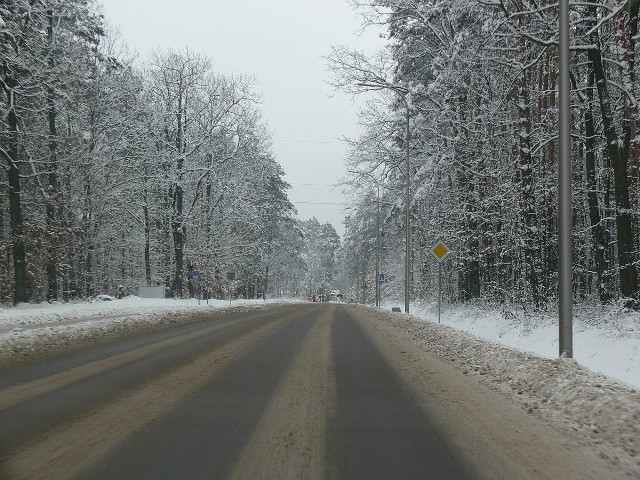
[0,304,617,479]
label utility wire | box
[274,139,339,144]
[291,183,339,187]
[292,201,347,206]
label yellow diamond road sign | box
[431,241,450,262]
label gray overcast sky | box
[98,0,384,237]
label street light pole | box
[375,183,381,307]
[559,0,573,357]
[352,81,411,313]
[405,105,410,314]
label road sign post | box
[430,241,451,324]
[187,271,201,305]
[227,271,235,305]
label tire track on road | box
[228,305,334,479]
[1,307,308,480]
[0,306,311,452]
[348,306,622,480]
[75,305,325,480]
[1,313,262,411]
[325,306,476,480]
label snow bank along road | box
[0,304,636,479]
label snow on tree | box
[330,0,640,309]
[0,3,303,304]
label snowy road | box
[0,304,633,479]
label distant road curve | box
[0,303,619,479]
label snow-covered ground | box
[404,300,640,389]
[0,296,282,334]
[0,297,300,364]
[1,296,638,388]
[0,296,638,473]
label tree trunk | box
[172,183,184,297]
[46,8,59,301]
[144,199,151,285]
[517,70,540,307]
[588,30,639,298]
[7,104,28,304]
[623,1,639,179]
[584,69,613,303]
[172,90,185,297]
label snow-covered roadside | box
[403,301,640,389]
[0,297,303,365]
[0,297,638,472]
[0,296,640,388]
[2,297,638,388]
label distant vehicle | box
[329,290,342,302]
[95,293,114,301]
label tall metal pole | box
[376,183,381,307]
[438,263,442,324]
[559,0,573,357]
[405,105,411,314]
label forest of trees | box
[332,0,640,309]
[0,0,318,304]
[8,0,635,311]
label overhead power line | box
[291,183,338,187]
[274,139,339,144]
[292,201,347,206]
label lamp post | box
[558,0,573,357]
[376,184,381,307]
[353,82,411,313]
[404,105,410,314]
